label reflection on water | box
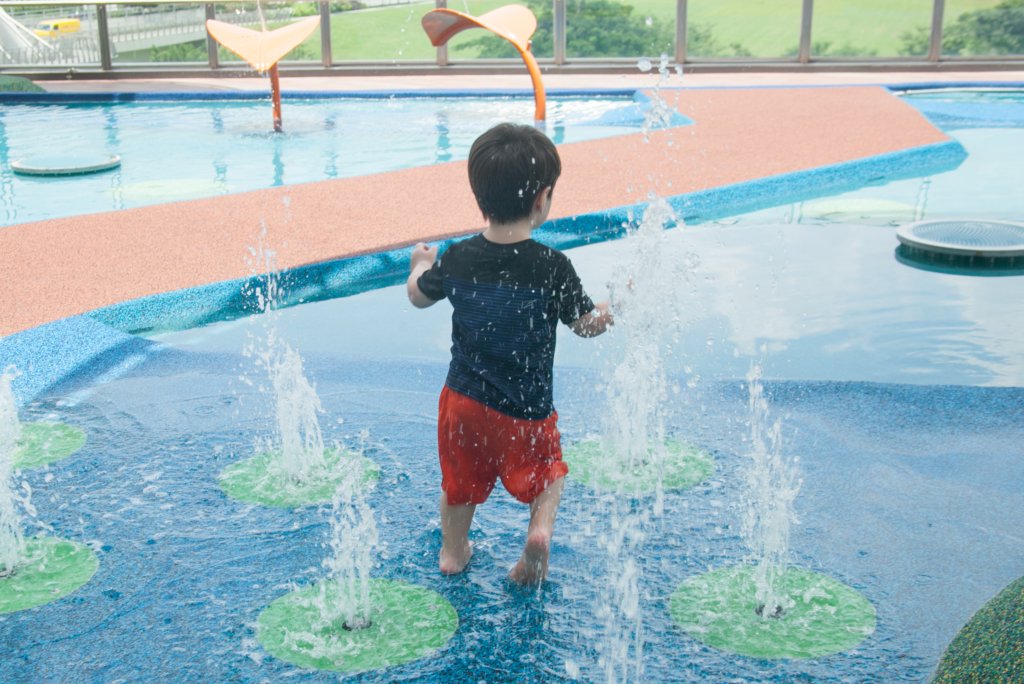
[0,97,653,226]
[567,221,1024,388]
[155,219,1024,389]
[150,100,1024,389]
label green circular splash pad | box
[563,438,713,493]
[669,565,876,659]
[220,448,379,508]
[14,422,86,469]
[0,537,99,614]
[258,578,458,673]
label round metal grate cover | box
[897,219,1024,257]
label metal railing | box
[1,0,1022,78]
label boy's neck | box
[482,219,533,245]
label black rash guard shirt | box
[417,234,595,419]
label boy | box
[406,123,613,585]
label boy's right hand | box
[410,243,438,271]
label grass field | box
[120,0,1011,64]
[311,0,507,61]
[307,0,1006,61]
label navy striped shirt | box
[417,234,595,419]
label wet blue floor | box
[3,342,1022,681]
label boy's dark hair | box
[467,123,561,225]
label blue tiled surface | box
[2,357,1022,681]
[0,316,159,404]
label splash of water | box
[639,54,681,141]
[241,230,379,630]
[265,342,328,482]
[742,361,802,619]
[319,434,379,632]
[0,368,26,577]
[604,198,682,511]
[595,198,691,682]
[243,233,328,484]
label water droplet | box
[565,658,581,678]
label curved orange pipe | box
[206,17,319,132]
[422,5,546,122]
[517,45,546,124]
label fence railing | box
[1,0,1022,76]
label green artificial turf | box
[933,575,1024,683]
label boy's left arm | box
[570,301,613,338]
[407,242,439,309]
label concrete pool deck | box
[5,69,1018,338]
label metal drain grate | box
[896,219,1024,258]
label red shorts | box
[438,386,568,505]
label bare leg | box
[509,476,564,585]
[439,490,476,575]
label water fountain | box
[566,198,713,501]
[0,368,97,614]
[421,4,546,122]
[218,243,379,508]
[740,360,803,619]
[256,445,458,673]
[563,57,874,668]
[562,196,712,682]
[205,14,320,132]
[549,57,711,678]
[668,362,877,659]
[213,238,457,672]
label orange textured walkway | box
[0,85,950,336]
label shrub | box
[900,0,1024,56]
[0,76,45,92]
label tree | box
[685,24,753,58]
[0,75,44,92]
[149,41,207,62]
[900,0,1024,56]
[292,2,365,18]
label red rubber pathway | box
[1,85,951,336]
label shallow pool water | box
[0,94,669,227]
[1,87,1022,681]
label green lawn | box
[622,0,1005,58]
[304,0,1006,61]
[304,0,509,61]
[123,0,1014,64]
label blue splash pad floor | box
[2,345,1021,682]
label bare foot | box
[439,541,473,575]
[509,531,550,585]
